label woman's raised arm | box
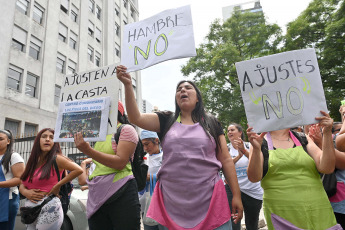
[117,65,160,132]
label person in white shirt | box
[225,124,263,230]
[140,130,164,230]
[0,129,25,230]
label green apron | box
[261,131,338,230]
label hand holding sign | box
[116,65,131,86]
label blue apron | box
[0,157,10,222]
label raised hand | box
[246,125,266,150]
[116,65,132,86]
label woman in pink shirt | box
[20,128,82,230]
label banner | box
[121,5,196,72]
[54,97,110,142]
[59,64,119,135]
[235,48,328,133]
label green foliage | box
[285,0,345,120]
[181,11,282,129]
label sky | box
[138,0,313,111]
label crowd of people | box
[1,62,344,230]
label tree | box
[285,0,345,120]
[181,11,282,130]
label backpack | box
[114,124,148,191]
[53,156,74,214]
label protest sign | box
[235,48,328,133]
[121,5,196,72]
[54,97,111,142]
[60,64,119,135]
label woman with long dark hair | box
[0,129,25,230]
[116,65,243,230]
[225,123,263,230]
[74,101,141,229]
[20,128,82,230]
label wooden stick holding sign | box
[235,48,328,133]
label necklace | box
[272,137,290,142]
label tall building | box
[222,0,263,21]
[142,99,153,113]
[0,0,141,138]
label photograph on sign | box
[60,64,119,134]
[121,5,196,72]
[54,97,111,142]
[235,48,328,133]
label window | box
[29,36,42,60]
[70,4,78,22]
[89,0,94,13]
[16,0,29,15]
[95,52,101,67]
[12,26,27,52]
[115,43,120,57]
[24,123,37,137]
[88,20,94,37]
[5,120,20,138]
[123,0,127,9]
[95,28,101,43]
[33,3,44,24]
[115,4,120,16]
[96,5,101,20]
[88,46,94,62]
[25,72,38,97]
[130,7,135,20]
[60,0,69,14]
[69,31,77,50]
[54,85,61,105]
[115,23,120,37]
[123,14,128,25]
[56,53,66,73]
[68,59,76,74]
[7,65,23,91]
[58,23,68,42]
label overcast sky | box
[138,0,313,111]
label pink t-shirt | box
[22,166,63,192]
[111,125,138,154]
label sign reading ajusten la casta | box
[59,64,119,135]
[235,48,328,133]
[121,5,196,72]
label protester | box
[74,101,141,230]
[140,130,164,230]
[225,124,263,230]
[78,158,95,191]
[247,111,342,229]
[117,65,243,230]
[336,105,345,151]
[20,128,82,230]
[0,129,25,230]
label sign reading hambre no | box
[121,5,196,72]
[236,48,328,133]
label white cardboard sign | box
[59,64,119,135]
[235,48,328,133]
[121,5,196,72]
[54,97,110,142]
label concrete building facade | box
[222,0,263,21]
[0,0,141,138]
